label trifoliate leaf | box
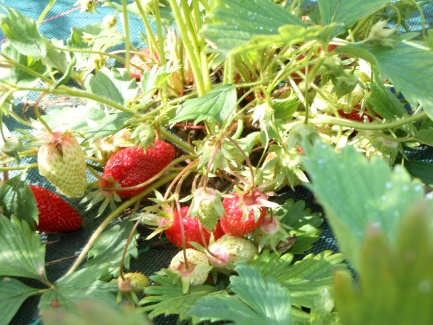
[39,264,117,313]
[41,300,153,325]
[0,215,47,281]
[0,7,47,58]
[334,201,433,325]
[171,84,236,127]
[186,263,292,325]
[140,269,217,321]
[0,174,38,229]
[86,221,139,277]
[0,277,40,325]
[302,140,426,270]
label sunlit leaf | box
[318,0,390,29]
[0,7,47,58]
[203,0,305,54]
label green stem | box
[64,173,177,276]
[122,0,131,75]
[167,0,206,96]
[160,128,196,154]
[134,0,157,50]
[16,86,134,114]
[1,53,52,84]
[0,163,38,171]
[309,111,428,131]
[37,0,57,26]
[153,0,168,102]
[33,93,54,134]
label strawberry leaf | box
[0,215,47,282]
[86,221,139,277]
[39,264,117,313]
[0,43,46,88]
[301,141,426,269]
[186,263,292,325]
[42,106,106,132]
[86,69,127,106]
[318,0,390,29]
[276,199,323,254]
[404,160,433,189]
[85,111,133,141]
[0,174,38,229]
[0,277,40,325]
[251,250,346,309]
[412,128,433,147]
[334,201,433,324]
[170,84,236,127]
[0,6,47,58]
[140,269,217,321]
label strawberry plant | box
[1,0,433,324]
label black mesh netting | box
[1,1,433,324]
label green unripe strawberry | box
[38,130,87,198]
[189,187,225,232]
[118,272,150,294]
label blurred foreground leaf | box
[334,201,433,324]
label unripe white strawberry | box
[169,249,212,292]
[189,187,225,232]
[313,81,364,113]
[37,130,87,198]
[207,235,258,272]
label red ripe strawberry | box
[337,106,374,122]
[29,185,83,233]
[164,206,224,248]
[220,189,268,237]
[100,140,176,199]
